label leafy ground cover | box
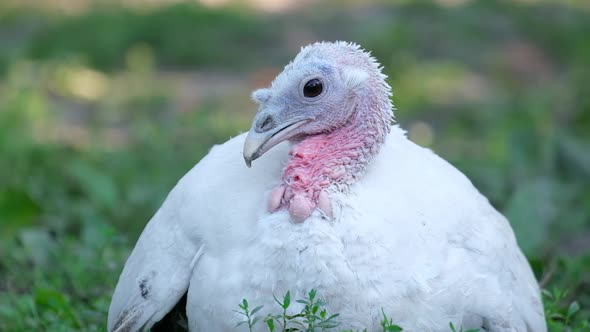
[236,289,588,331]
[0,0,589,331]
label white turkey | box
[107,41,546,332]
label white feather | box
[108,126,546,332]
[341,67,369,90]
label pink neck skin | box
[268,100,391,222]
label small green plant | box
[379,309,403,332]
[449,322,479,332]
[237,289,406,332]
[268,290,291,332]
[235,298,265,332]
[543,288,590,332]
[237,289,342,332]
[294,289,341,331]
[237,288,590,332]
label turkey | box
[107,41,546,332]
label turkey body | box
[109,126,545,332]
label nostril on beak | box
[256,114,275,133]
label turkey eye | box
[303,79,323,98]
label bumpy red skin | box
[268,110,390,222]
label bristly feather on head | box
[244,41,395,222]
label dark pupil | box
[303,79,323,98]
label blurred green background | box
[0,0,589,331]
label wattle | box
[269,119,380,222]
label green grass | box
[0,0,589,331]
[0,3,283,73]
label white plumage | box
[108,42,546,332]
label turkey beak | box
[243,114,313,168]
